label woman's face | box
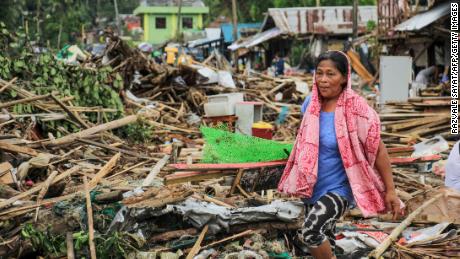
[315,59,347,99]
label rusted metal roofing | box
[263,6,378,35]
[393,2,450,31]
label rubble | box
[0,28,458,259]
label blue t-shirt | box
[301,95,354,204]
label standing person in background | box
[273,53,285,76]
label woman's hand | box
[385,190,402,220]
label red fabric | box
[278,51,391,217]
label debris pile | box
[0,27,458,259]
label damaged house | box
[228,5,378,70]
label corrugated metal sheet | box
[228,27,282,50]
[188,28,222,48]
[265,6,377,35]
[394,2,450,31]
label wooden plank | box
[388,116,445,132]
[0,141,39,156]
[186,225,208,259]
[390,154,441,165]
[45,115,140,146]
[88,153,120,189]
[0,162,13,184]
[170,160,287,171]
[164,171,235,185]
[199,230,254,251]
[192,193,236,208]
[347,50,373,82]
[379,113,447,119]
[387,147,414,153]
[145,120,200,134]
[126,190,193,208]
[142,155,170,187]
[77,138,151,159]
[106,159,157,180]
[229,169,244,196]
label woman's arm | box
[374,140,401,219]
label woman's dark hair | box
[315,51,349,77]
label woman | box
[278,51,402,259]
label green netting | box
[201,126,293,163]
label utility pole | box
[352,0,358,38]
[113,0,121,36]
[231,0,238,71]
[316,0,320,7]
[176,0,183,41]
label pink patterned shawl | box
[278,51,387,217]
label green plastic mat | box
[201,126,293,163]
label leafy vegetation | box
[21,223,139,258]
[0,0,138,48]
[0,22,124,137]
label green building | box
[134,0,209,44]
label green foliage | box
[0,23,124,136]
[367,20,377,31]
[0,0,138,48]
[95,232,139,259]
[118,120,154,144]
[21,223,66,256]
[290,40,308,66]
[21,224,139,259]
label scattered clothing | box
[445,141,460,192]
[299,193,349,252]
